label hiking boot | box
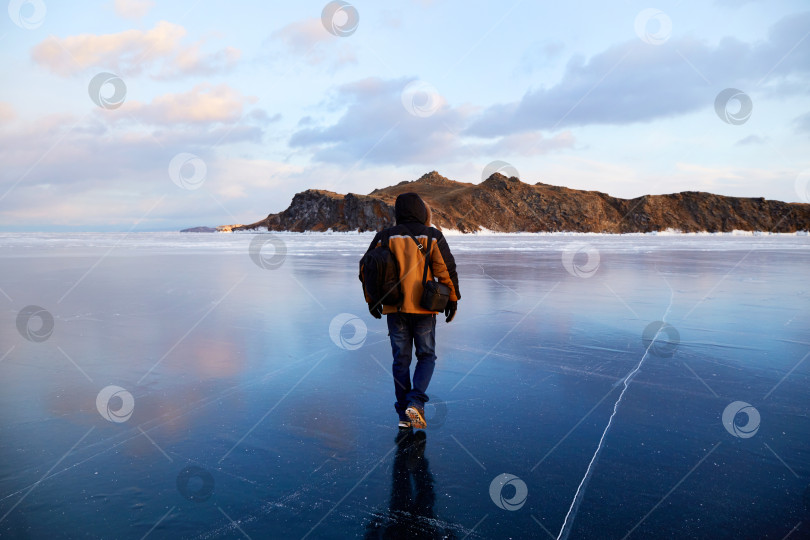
[398,418,411,429]
[406,402,427,429]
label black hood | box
[394,192,428,225]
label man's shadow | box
[365,430,456,539]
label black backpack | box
[359,235,403,310]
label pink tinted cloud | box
[121,83,257,125]
[271,18,356,68]
[0,102,15,123]
[114,0,155,19]
[31,21,240,77]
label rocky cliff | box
[228,171,810,233]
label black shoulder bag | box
[408,231,451,312]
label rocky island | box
[215,171,810,234]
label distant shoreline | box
[181,228,810,237]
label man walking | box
[361,193,461,429]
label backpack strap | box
[420,234,433,286]
[381,229,396,251]
[406,232,425,254]
[403,224,426,254]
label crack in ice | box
[557,280,675,540]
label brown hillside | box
[227,171,810,233]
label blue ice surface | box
[0,232,808,539]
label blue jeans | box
[387,313,437,418]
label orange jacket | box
[363,223,460,314]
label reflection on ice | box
[0,233,807,538]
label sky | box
[0,0,808,231]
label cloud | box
[160,43,240,79]
[0,102,15,123]
[0,110,280,229]
[31,21,240,78]
[289,77,467,165]
[793,112,810,135]
[715,0,764,6]
[0,107,265,199]
[271,18,356,69]
[120,84,257,125]
[273,18,328,56]
[517,40,565,74]
[379,9,403,29]
[476,131,575,157]
[248,110,282,126]
[209,158,302,201]
[467,11,810,137]
[288,77,574,166]
[734,134,769,146]
[114,0,155,19]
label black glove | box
[369,303,383,319]
[444,300,457,323]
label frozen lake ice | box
[1,232,808,539]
